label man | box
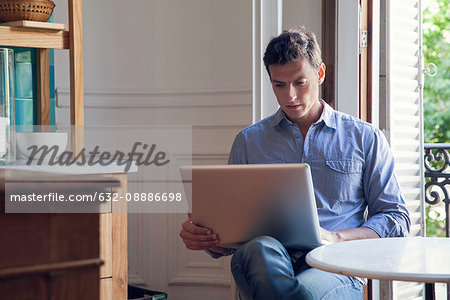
[179,27,410,299]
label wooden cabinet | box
[0,213,101,299]
[0,171,101,299]
[0,170,129,300]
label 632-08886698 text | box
[99,192,183,202]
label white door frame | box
[252,0,283,122]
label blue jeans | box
[231,236,365,300]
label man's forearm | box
[322,226,380,243]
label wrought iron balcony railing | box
[424,143,450,238]
[424,143,449,300]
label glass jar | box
[0,48,15,164]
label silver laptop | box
[180,164,322,249]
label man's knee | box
[231,235,286,266]
[231,236,293,299]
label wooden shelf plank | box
[0,26,69,49]
[69,0,84,126]
[36,49,51,126]
[0,20,67,31]
[0,258,103,278]
[112,174,128,300]
[99,213,112,279]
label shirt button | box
[295,135,300,138]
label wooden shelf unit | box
[0,1,127,299]
[0,0,84,127]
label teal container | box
[0,48,15,163]
[12,47,56,127]
[13,47,36,126]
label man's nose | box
[288,83,297,100]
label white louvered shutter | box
[386,0,425,299]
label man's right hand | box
[179,215,224,252]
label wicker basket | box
[0,0,55,22]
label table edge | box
[305,251,450,284]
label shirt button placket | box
[291,125,304,163]
[302,125,315,163]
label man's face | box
[269,58,325,124]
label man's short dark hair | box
[263,27,323,77]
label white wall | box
[54,0,252,94]
[283,0,322,47]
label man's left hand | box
[320,226,380,243]
[320,227,340,243]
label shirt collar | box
[271,99,337,130]
[316,100,337,129]
[271,107,287,127]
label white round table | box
[306,237,450,299]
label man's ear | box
[318,63,326,85]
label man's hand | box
[320,227,340,243]
[179,215,229,254]
[320,226,380,243]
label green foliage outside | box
[422,0,450,144]
[422,0,449,237]
[425,205,446,237]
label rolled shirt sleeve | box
[361,129,411,237]
[204,248,236,259]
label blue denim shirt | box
[207,101,410,258]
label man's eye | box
[295,81,307,86]
[274,84,285,88]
